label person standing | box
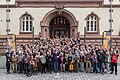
[18,52,24,74]
[86,50,92,73]
[68,51,73,72]
[79,52,84,72]
[105,50,111,73]
[53,49,59,72]
[5,51,12,74]
[73,53,79,72]
[110,50,119,75]
[46,50,53,73]
[99,49,106,75]
[59,51,66,72]
[23,52,30,74]
[40,51,46,74]
[91,51,98,74]
[12,53,19,73]
[36,52,41,72]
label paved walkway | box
[0,67,120,80]
[0,56,120,80]
[0,56,6,69]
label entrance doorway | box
[49,16,70,38]
[54,30,65,38]
[41,9,78,38]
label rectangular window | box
[64,19,65,24]
[22,21,25,31]
[6,0,10,2]
[91,25,93,31]
[91,16,93,20]
[57,18,59,24]
[26,16,28,20]
[26,21,28,31]
[94,21,97,31]
[87,21,89,31]
[94,25,97,31]
[54,19,56,24]
[30,21,32,31]
[61,18,63,24]
[87,15,99,33]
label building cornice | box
[16,0,104,3]
[1,0,120,8]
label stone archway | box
[40,9,78,38]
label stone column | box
[41,26,49,39]
[70,26,78,38]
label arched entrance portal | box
[40,9,78,38]
[49,16,70,38]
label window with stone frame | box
[86,13,100,34]
[20,14,33,32]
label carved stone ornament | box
[57,9,63,15]
[55,3,64,9]
[55,3,64,15]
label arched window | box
[86,12,100,34]
[20,13,34,32]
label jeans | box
[54,62,58,72]
[80,62,84,72]
[19,61,23,73]
[106,62,110,72]
[93,63,98,73]
[101,62,104,74]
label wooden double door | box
[49,16,70,38]
[54,30,66,38]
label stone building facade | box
[0,0,120,52]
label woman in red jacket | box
[110,50,119,75]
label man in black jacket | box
[46,50,53,73]
[6,51,12,74]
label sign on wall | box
[7,34,16,52]
[102,31,111,50]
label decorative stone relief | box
[55,3,64,9]
[55,3,64,15]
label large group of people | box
[5,37,119,76]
